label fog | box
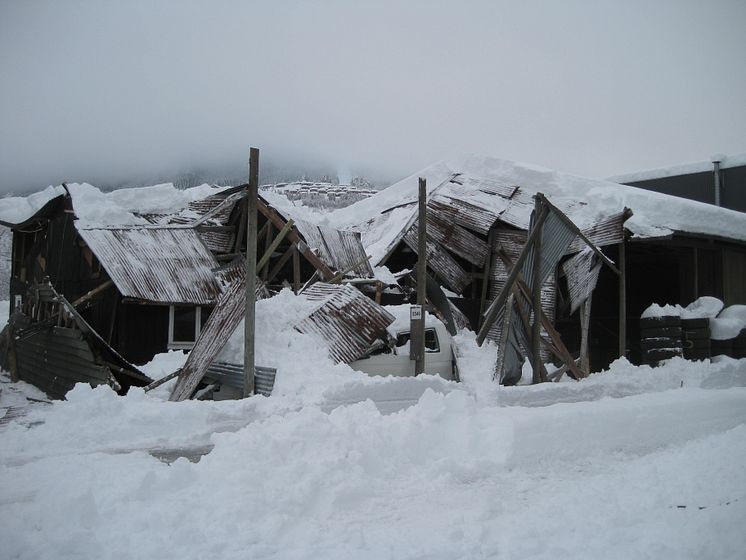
[1,0,745,193]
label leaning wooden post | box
[413,177,427,376]
[618,234,626,359]
[244,147,259,397]
[531,197,544,384]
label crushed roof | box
[330,155,746,264]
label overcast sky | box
[1,0,745,193]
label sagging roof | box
[77,227,222,305]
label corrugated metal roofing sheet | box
[292,219,374,278]
[77,227,222,305]
[294,283,395,364]
[170,270,269,401]
[562,250,602,315]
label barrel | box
[640,316,682,366]
[681,317,711,361]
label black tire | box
[682,329,710,341]
[682,318,709,329]
[643,348,683,362]
[640,316,681,329]
[684,347,711,359]
[641,336,681,350]
[640,326,682,339]
[682,339,710,350]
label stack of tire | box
[733,329,746,359]
[640,316,684,366]
[681,318,711,361]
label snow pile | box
[2,357,746,559]
[67,182,229,228]
[641,303,682,319]
[0,185,66,224]
[681,296,724,319]
[711,305,746,341]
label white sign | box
[410,305,422,320]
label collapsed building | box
[2,154,746,398]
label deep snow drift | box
[1,287,746,559]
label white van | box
[350,318,458,381]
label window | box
[168,305,212,349]
[395,328,440,353]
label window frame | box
[168,305,207,350]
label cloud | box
[1,0,745,193]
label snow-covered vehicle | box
[351,317,458,381]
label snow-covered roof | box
[331,155,746,265]
[607,153,746,184]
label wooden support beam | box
[415,177,427,376]
[256,199,335,280]
[257,220,294,273]
[293,244,301,294]
[244,147,259,398]
[618,237,626,358]
[478,230,495,328]
[580,296,592,373]
[266,244,296,284]
[531,198,544,384]
[70,279,114,308]
[498,248,586,380]
[261,222,273,280]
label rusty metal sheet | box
[293,219,373,278]
[294,283,395,364]
[77,227,222,305]
[430,195,502,235]
[197,229,234,254]
[403,228,471,294]
[170,269,268,401]
[562,250,602,314]
[565,211,627,254]
[414,210,489,267]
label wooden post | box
[531,198,544,384]
[580,296,592,373]
[244,147,259,397]
[478,230,495,327]
[618,237,626,359]
[292,244,300,294]
[414,177,427,376]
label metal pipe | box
[713,159,722,207]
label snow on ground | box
[1,290,746,559]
